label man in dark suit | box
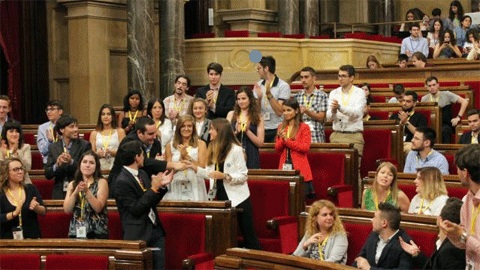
[109,116,185,197]
[459,108,479,144]
[353,202,413,270]
[195,62,235,119]
[44,114,91,199]
[400,197,465,269]
[114,140,173,270]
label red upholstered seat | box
[361,129,394,178]
[369,111,389,120]
[24,133,36,146]
[309,35,330,39]
[45,254,109,270]
[191,33,215,39]
[0,254,41,269]
[107,211,123,240]
[224,30,249,37]
[464,81,480,108]
[369,83,390,88]
[257,32,282,38]
[31,179,53,200]
[289,84,304,90]
[80,132,91,142]
[343,221,372,265]
[247,180,297,253]
[402,82,424,87]
[38,212,72,238]
[344,32,368,39]
[405,229,437,257]
[31,151,43,170]
[160,213,213,270]
[443,153,456,175]
[259,151,280,169]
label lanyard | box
[173,98,185,112]
[63,141,71,153]
[471,204,480,235]
[49,123,58,142]
[78,192,86,221]
[418,198,435,214]
[374,189,391,210]
[135,175,147,192]
[156,120,162,129]
[409,37,420,52]
[303,94,314,109]
[102,130,113,150]
[6,150,11,157]
[472,133,479,144]
[7,187,23,227]
[128,110,139,122]
[415,150,434,167]
[429,94,439,103]
[239,114,247,132]
[318,235,329,261]
[340,86,353,107]
[286,125,292,139]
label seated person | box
[459,108,480,144]
[366,55,382,69]
[397,54,409,68]
[404,127,449,174]
[412,52,430,68]
[362,162,410,213]
[401,197,466,269]
[353,202,413,269]
[388,84,405,103]
[389,90,428,154]
[293,200,348,264]
[461,28,478,57]
[401,23,429,59]
[433,29,462,59]
[363,99,380,122]
[408,167,449,215]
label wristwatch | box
[460,232,468,244]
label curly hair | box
[306,200,346,236]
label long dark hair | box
[278,99,302,139]
[449,0,464,21]
[439,28,457,46]
[206,118,240,165]
[72,151,102,190]
[1,121,24,148]
[232,86,260,125]
[122,90,144,112]
[147,98,166,124]
[96,104,118,131]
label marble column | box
[378,0,394,36]
[127,0,155,101]
[278,0,299,34]
[159,0,185,99]
[302,0,319,37]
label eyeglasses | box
[10,167,25,173]
[45,107,59,112]
[338,74,350,78]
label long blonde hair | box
[306,200,346,236]
[372,162,399,204]
[417,167,448,200]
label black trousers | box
[264,129,278,143]
[217,180,262,250]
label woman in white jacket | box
[187,118,262,249]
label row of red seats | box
[0,254,109,270]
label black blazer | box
[114,168,166,242]
[44,139,92,199]
[413,238,466,270]
[459,131,480,144]
[353,229,413,270]
[195,84,235,119]
[109,132,167,197]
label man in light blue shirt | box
[404,126,449,174]
[400,23,429,59]
[37,100,64,164]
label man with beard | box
[195,62,235,119]
[390,91,428,154]
[294,66,328,143]
[459,109,480,144]
[403,126,449,174]
[163,75,194,125]
[440,144,480,270]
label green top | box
[363,188,396,211]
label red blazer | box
[275,122,312,181]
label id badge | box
[148,208,156,224]
[180,181,192,193]
[12,226,24,240]
[76,220,87,238]
[263,112,270,121]
[207,180,217,201]
[403,135,407,142]
[63,180,69,191]
[282,163,293,170]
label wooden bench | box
[0,239,152,269]
[215,247,356,270]
[259,143,358,207]
[455,119,471,143]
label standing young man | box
[163,75,194,125]
[195,62,235,119]
[253,56,291,143]
[37,100,64,164]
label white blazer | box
[197,144,249,207]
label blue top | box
[404,150,449,174]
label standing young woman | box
[275,99,314,198]
[147,98,173,156]
[187,118,262,249]
[0,121,32,184]
[0,158,46,239]
[447,0,464,30]
[117,90,145,134]
[189,98,211,144]
[361,162,410,213]
[427,18,443,49]
[408,167,449,216]
[63,151,109,239]
[227,87,264,169]
[164,115,207,201]
[90,104,125,170]
[293,200,348,264]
